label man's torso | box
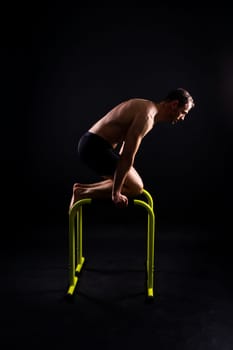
[88,98,157,147]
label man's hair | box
[164,88,195,108]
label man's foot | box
[69,183,84,211]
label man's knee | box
[123,170,144,196]
[136,180,144,194]
[130,179,144,196]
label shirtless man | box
[70,88,194,209]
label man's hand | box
[112,192,128,208]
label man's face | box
[169,101,192,124]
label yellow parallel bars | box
[66,189,156,300]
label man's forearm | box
[112,157,132,197]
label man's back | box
[88,98,157,147]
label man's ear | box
[170,100,179,109]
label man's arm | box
[119,141,125,155]
[112,115,152,206]
[112,135,142,197]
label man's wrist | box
[112,190,120,200]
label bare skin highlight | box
[70,89,194,209]
[69,168,144,210]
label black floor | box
[1,220,233,349]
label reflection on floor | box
[1,222,233,349]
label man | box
[70,88,195,209]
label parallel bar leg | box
[76,205,85,274]
[67,210,78,295]
[147,207,155,297]
[67,198,92,296]
[142,187,155,296]
[134,199,155,299]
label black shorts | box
[77,132,120,176]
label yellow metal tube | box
[67,192,155,299]
[67,198,92,296]
[142,188,154,209]
[134,199,155,298]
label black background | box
[2,4,233,348]
[5,5,232,233]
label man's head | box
[162,88,195,124]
